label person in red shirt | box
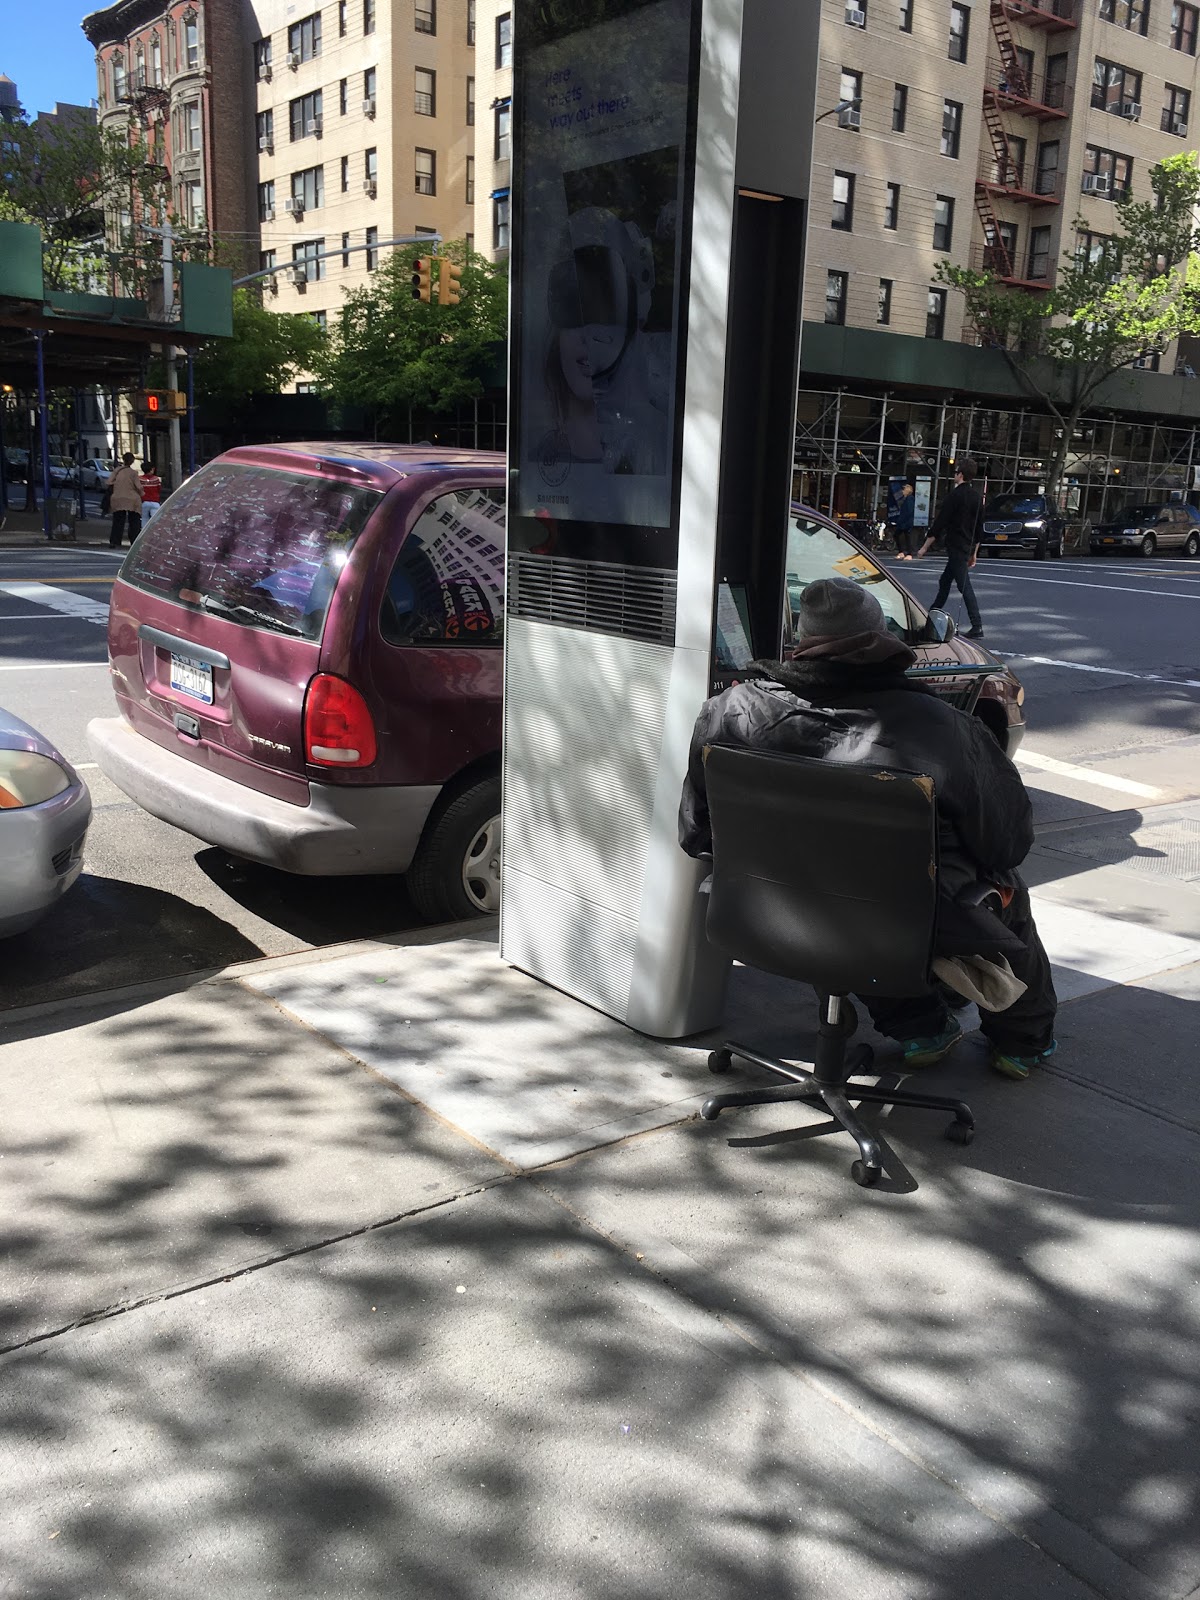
[140,461,163,522]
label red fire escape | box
[973,0,1076,289]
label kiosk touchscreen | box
[502,0,818,1037]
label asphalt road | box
[1,543,1198,1010]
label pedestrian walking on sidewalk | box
[107,454,143,548]
[926,458,985,638]
[140,461,162,523]
[891,482,917,559]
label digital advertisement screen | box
[510,0,699,569]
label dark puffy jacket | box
[678,657,1033,905]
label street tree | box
[318,240,508,424]
[192,289,327,409]
[0,111,168,293]
[938,152,1200,501]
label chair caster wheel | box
[945,1120,975,1146]
[699,1099,721,1122]
[708,1049,733,1075]
[851,1159,881,1187]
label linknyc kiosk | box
[501,0,820,1037]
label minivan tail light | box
[303,674,377,767]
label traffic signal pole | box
[160,223,183,492]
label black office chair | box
[698,744,975,1187]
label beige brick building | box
[246,0,477,357]
[471,0,511,261]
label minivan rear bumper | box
[88,716,439,876]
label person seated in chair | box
[678,577,1058,1081]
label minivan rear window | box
[120,461,383,640]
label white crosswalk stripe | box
[0,580,111,626]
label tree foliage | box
[938,153,1200,497]
[193,289,328,408]
[0,111,169,293]
[318,239,508,418]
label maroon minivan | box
[88,445,507,922]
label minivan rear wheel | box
[1185,530,1200,558]
[407,776,501,923]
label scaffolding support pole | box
[934,397,947,504]
[35,332,51,541]
[827,390,842,517]
[874,392,889,532]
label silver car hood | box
[0,704,77,772]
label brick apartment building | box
[472,0,511,261]
[83,0,255,277]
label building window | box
[416,0,436,32]
[497,12,512,67]
[340,78,348,115]
[1092,58,1143,112]
[341,231,351,267]
[288,13,322,60]
[254,38,272,78]
[260,248,277,274]
[309,309,327,331]
[941,98,962,157]
[365,66,377,108]
[839,67,862,116]
[339,0,347,34]
[1163,84,1191,132]
[466,232,474,253]
[495,98,511,159]
[467,0,476,43]
[899,0,913,28]
[292,239,325,282]
[832,171,855,229]
[926,287,947,339]
[341,156,350,191]
[415,67,436,115]
[825,270,848,325]
[290,90,323,141]
[112,55,126,99]
[892,83,907,131]
[184,18,199,68]
[1172,1,1198,49]
[884,181,900,229]
[291,165,324,211]
[948,2,969,59]
[493,193,510,250]
[1082,143,1133,198]
[258,179,276,219]
[184,101,201,152]
[1035,140,1060,195]
[364,0,376,34]
[933,194,954,250]
[1077,228,1114,266]
[366,225,379,269]
[365,147,378,185]
[990,219,1018,273]
[182,178,203,228]
[467,76,475,125]
[877,279,893,324]
[405,145,434,196]
[466,154,475,203]
[151,35,162,84]
[256,109,274,150]
[1028,225,1052,280]
[1100,0,1150,29]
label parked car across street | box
[1089,502,1200,557]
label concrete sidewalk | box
[1,903,1197,1599]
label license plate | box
[1103,537,1115,544]
[994,532,1008,541]
[170,653,213,705]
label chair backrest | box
[703,744,938,998]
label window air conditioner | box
[267,275,278,295]
[262,207,275,222]
[1121,100,1141,118]
[363,178,377,196]
[845,5,866,23]
[256,64,272,82]
[287,49,300,68]
[362,97,376,117]
[258,135,273,153]
[838,106,862,128]
[1175,117,1189,135]
[290,266,307,287]
[284,196,304,214]
[1082,173,1111,195]
[306,115,322,135]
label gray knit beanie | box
[796,577,887,639]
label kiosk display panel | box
[510,0,701,573]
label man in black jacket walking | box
[926,457,985,637]
[679,577,1058,1080]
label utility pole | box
[160,221,183,492]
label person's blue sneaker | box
[901,1021,963,1068]
[989,1039,1058,1082]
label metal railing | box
[984,58,1071,113]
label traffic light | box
[411,256,432,303]
[438,258,463,306]
[131,390,187,418]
